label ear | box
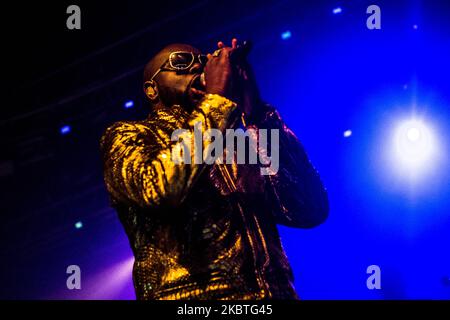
[143,80,159,101]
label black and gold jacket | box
[100,94,329,299]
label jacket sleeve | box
[247,105,329,228]
[100,94,237,209]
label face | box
[148,44,206,111]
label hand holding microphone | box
[205,38,261,121]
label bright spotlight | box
[281,30,292,40]
[124,100,134,109]
[406,127,420,142]
[392,118,437,176]
[60,125,71,135]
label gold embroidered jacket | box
[100,94,329,299]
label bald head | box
[143,43,201,83]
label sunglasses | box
[150,51,208,81]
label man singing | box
[100,39,329,299]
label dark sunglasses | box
[150,51,208,81]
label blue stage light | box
[124,100,134,109]
[333,7,342,14]
[391,118,438,177]
[60,125,71,135]
[413,24,418,30]
[281,30,292,40]
[75,221,83,229]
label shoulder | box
[103,120,153,137]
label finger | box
[217,41,224,49]
[207,53,212,60]
[231,38,238,49]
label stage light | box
[406,127,420,142]
[343,130,352,138]
[391,118,437,177]
[78,256,134,299]
[75,221,83,229]
[413,24,418,30]
[281,30,292,40]
[124,100,134,109]
[60,125,71,135]
[333,7,342,14]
